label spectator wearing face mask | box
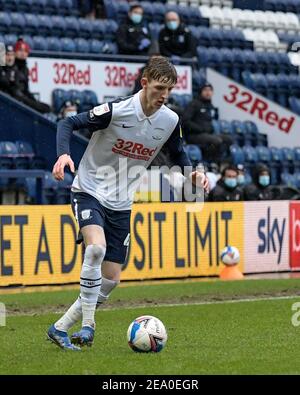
[244,164,278,201]
[59,99,92,139]
[58,100,79,120]
[209,165,244,202]
[116,3,152,55]
[158,11,197,63]
[182,82,232,162]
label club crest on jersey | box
[81,209,92,220]
[93,103,110,117]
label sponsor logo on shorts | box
[112,139,158,161]
[81,209,92,220]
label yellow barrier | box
[0,206,82,286]
[122,203,244,280]
[0,203,244,286]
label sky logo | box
[257,207,286,264]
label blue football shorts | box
[71,191,131,264]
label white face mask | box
[65,111,77,118]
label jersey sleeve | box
[164,120,192,172]
[56,102,113,156]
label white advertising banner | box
[244,201,290,273]
[207,68,300,148]
[27,57,192,105]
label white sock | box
[54,297,82,332]
[54,277,119,331]
[80,244,106,329]
[96,277,119,308]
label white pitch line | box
[7,294,300,317]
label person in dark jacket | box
[244,163,280,201]
[0,44,19,97]
[182,82,233,162]
[210,165,244,202]
[158,11,197,62]
[116,3,152,55]
[14,38,51,113]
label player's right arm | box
[53,103,113,180]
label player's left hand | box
[189,171,210,193]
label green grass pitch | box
[1,278,300,375]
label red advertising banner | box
[290,202,300,269]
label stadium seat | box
[56,172,73,204]
[9,12,25,34]
[151,2,166,23]
[0,141,18,156]
[101,41,118,54]
[293,147,300,163]
[37,14,53,36]
[52,89,70,113]
[243,145,258,166]
[185,144,202,167]
[30,0,47,14]
[89,39,104,54]
[256,146,272,163]
[68,89,84,106]
[103,0,117,19]
[281,147,295,162]
[293,172,300,189]
[91,20,105,40]
[32,36,48,51]
[50,15,65,37]
[219,120,233,135]
[64,16,79,38]
[4,33,18,46]
[270,146,284,162]
[230,144,245,165]
[60,37,76,52]
[289,96,300,114]
[15,141,35,158]
[46,36,62,52]
[103,20,118,41]
[18,0,33,13]
[81,90,98,112]
[44,0,60,15]
[140,1,154,22]
[23,13,39,35]
[281,172,296,188]
[74,38,90,53]
[78,18,93,39]
[0,12,10,34]
[59,0,74,16]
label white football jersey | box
[57,92,191,210]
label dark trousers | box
[16,93,51,114]
[187,133,233,162]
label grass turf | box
[0,279,300,374]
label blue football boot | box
[47,324,81,351]
[71,326,95,347]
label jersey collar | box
[134,91,160,124]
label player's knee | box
[84,244,106,265]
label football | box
[220,246,240,266]
[127,315,167,353]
